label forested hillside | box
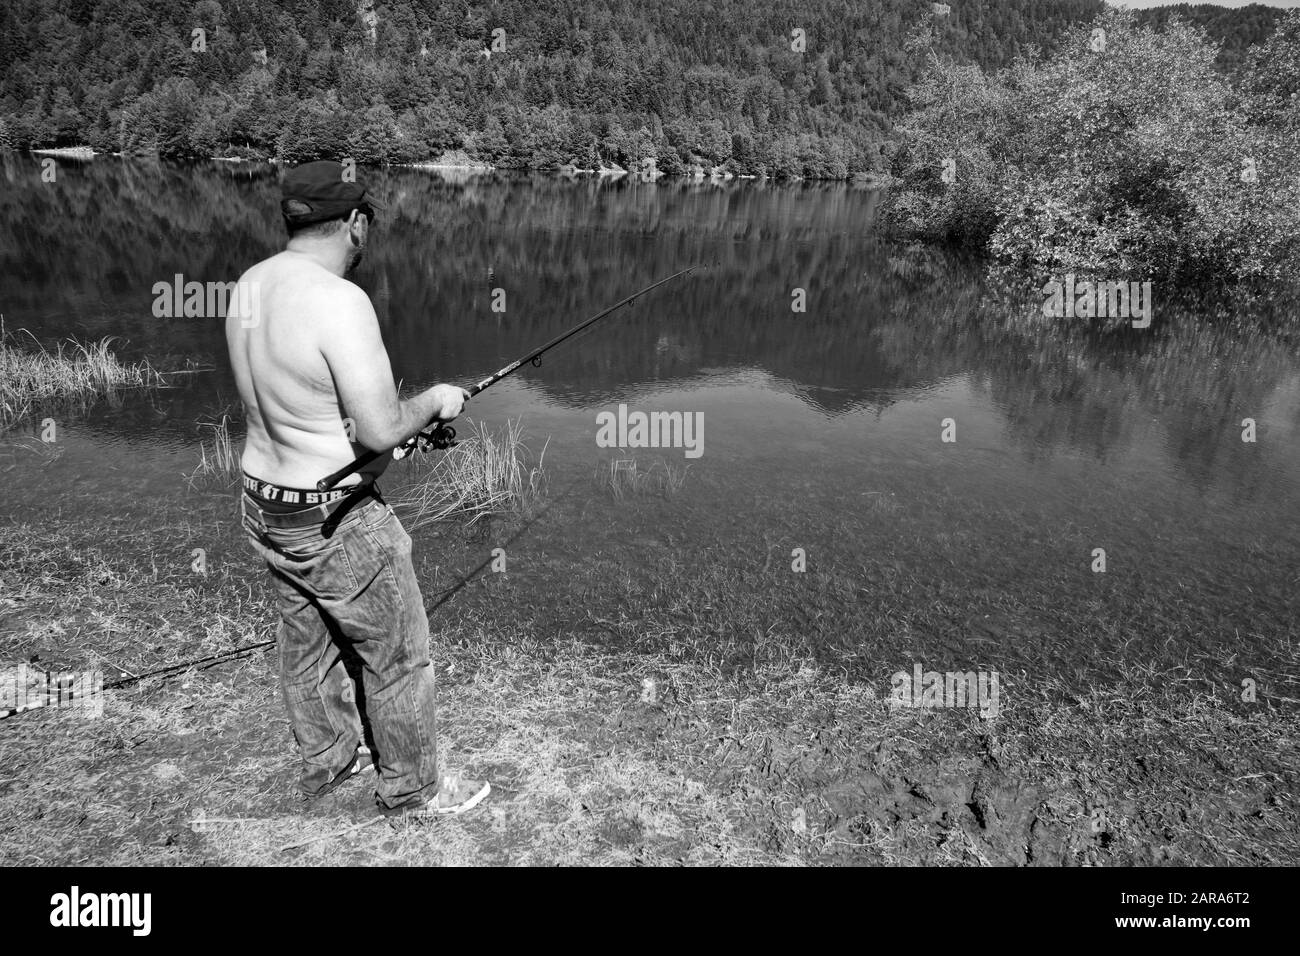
[0,0,1106,176]
[1133,3,1285,71]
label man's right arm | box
[319,284,467,451]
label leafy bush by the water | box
[885,9,1300,288]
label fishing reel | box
[421,423,458,450]
[393,422,458,461]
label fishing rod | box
[317,265,698,492]
[0,639,276,721]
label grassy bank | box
[0,504,1295,866]
[0,328,161,431]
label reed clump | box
[0,326,160,431]
[601,457,689,499]
[390,418,546,531]
[185,414,241,485]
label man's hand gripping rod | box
[317,266,697,492]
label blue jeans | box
[241,493,440,811]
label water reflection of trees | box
[985,306,1298,492]
[2,156,1295,485]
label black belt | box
[243,474,381,536]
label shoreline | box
[398,162,495,170]
[13,146,884,184]
[28,146,95,159]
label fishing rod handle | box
[317,446,382,492]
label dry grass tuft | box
[390,419,546,531]
[0,324,161,432]
[185,414,240,486]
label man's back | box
[226,251,365,489]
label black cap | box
[280,160,386,227]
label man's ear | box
[346,209,366,245]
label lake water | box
[2,155,1298,692]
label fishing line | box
[424,473,585,613]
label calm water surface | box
[2,155,1297,689]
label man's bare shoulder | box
[235,250,286,285]
[286,258,371,314]
[315,274,374,316]
[243,254,374,322]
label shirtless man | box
[226,160,489,816]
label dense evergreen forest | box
[1133,2,1285,71]
[0,0,1109,176]
[0,1,1290,178]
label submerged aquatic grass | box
[390,419,546,531]
[0,325,161,431]
[600,457,690,499]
